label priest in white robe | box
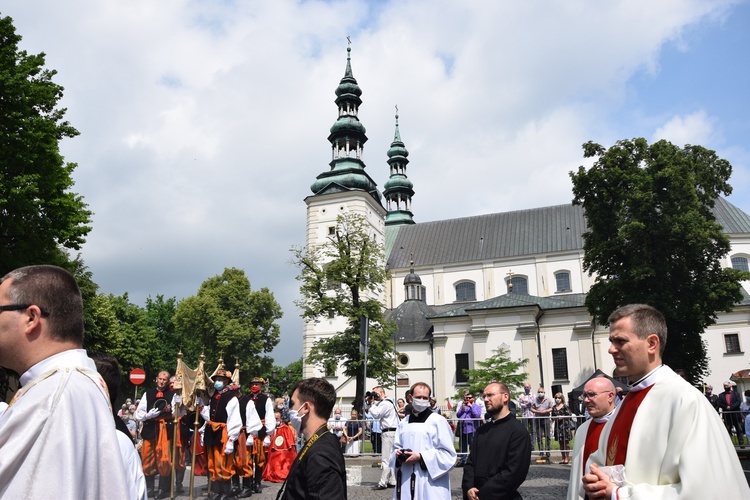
[0,266,132,499]
[388,382,456,500]
[582,304,750,499]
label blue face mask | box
[214,381,225,391]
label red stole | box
[582,420,607,474]
[262,424,298,482]
[606,385,655,466]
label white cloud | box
[652,110,721,146]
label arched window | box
[455,281,476,301]
[506,276,528,294]
[555,271,571,292]
[731,256,749,273]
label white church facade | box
[303,46,750,405]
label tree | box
[0,15,92,276]
[292,212,397,412]
[173,268,282,379]
[454,346,529,401]
[267,358,303,400]
[570,138,748,383]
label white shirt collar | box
[593,408,615,424]
[19,349,94,386]
[628,364,668,392]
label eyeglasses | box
[582,391,612,400]
[0,304,50,316]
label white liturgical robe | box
[388,410,456,499]
[0,350,133,499]
[586,365,750,499]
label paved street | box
[172,455,570,499]
[171,452,750,499]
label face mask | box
[122,415,129,422]
[289,404,306,434]
[251,385,261,394]
[538,392,545,398]
[335,415,341,420]
[555,398,561,404]
[706,390,712,395]
[214,381,224,391]
[524,388,530,394]
[411,398,430,414]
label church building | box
[303,46,750,405]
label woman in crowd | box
[344,409,363,456]
[551,392,573,464]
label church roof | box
[428,293,587,319]
[386,197,750,269]
[386,299,435,342]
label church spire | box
[309,41,382,205]
[384,107,415,225]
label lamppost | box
[271,369,294,399]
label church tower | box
[303,43,387,378]
[383,111,415,225]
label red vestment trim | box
[606,385,655,466]
[582,420,607,474]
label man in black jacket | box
[279,377,347,499]
[462,382,531,500]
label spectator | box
[344,409,363,456]
[456,392,483,466]
[705,385,720,412]
[551,392,573,465]
[530,387,553,460]
[367,386,400,490]
[328,407,346,452]
[718,380,744,446]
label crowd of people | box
[1,265,749,499]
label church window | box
[555,271,571,292]
[724,333,742,354]
[506,275,529,294]
[455,281,476,302]
[552,348,569,380]
[397,353,410,367]
[328,226,336,236]
[455,353,469,384]
[731,256,749,273]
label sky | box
[3,0,750,367]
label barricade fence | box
[329,415,591,458]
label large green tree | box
[292,213,397,412]
[0,15,92,275]
[173,268,282,378]
[571,138,748,382]
[454,346,529,401]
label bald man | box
[566,377,616,499]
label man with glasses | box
[566,377,616,500]
[0,265,132,498]
[456,392,482,466]
[581,304,750,499]
[462,382,531,500]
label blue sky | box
[3,0,750,367]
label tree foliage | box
[292,212,397,412]
[0,15,92,275]
[455,346,529,401]
[570,138,748,382]
[173,268,283,379]
[267,358,303,400]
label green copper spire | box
[310,42,382,205]
[384,108,415,226]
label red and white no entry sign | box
[129,368,146,385]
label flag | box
[446,398,453,411]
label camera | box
[365,391,380,402]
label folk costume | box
[565,410,613,500]
[387,408,456,500]
[233,391,263,497]
[248,378,276,493]
[586,365,750,499]
[0,349,133,499]
[262,422,298,482]
[135,385,176,497]
[278,424,347,500]
[200,372,242,498]
[461,412,531,500]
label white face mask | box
[411,398,430,414]
[289,403,307,434]
[555,398,561,404]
